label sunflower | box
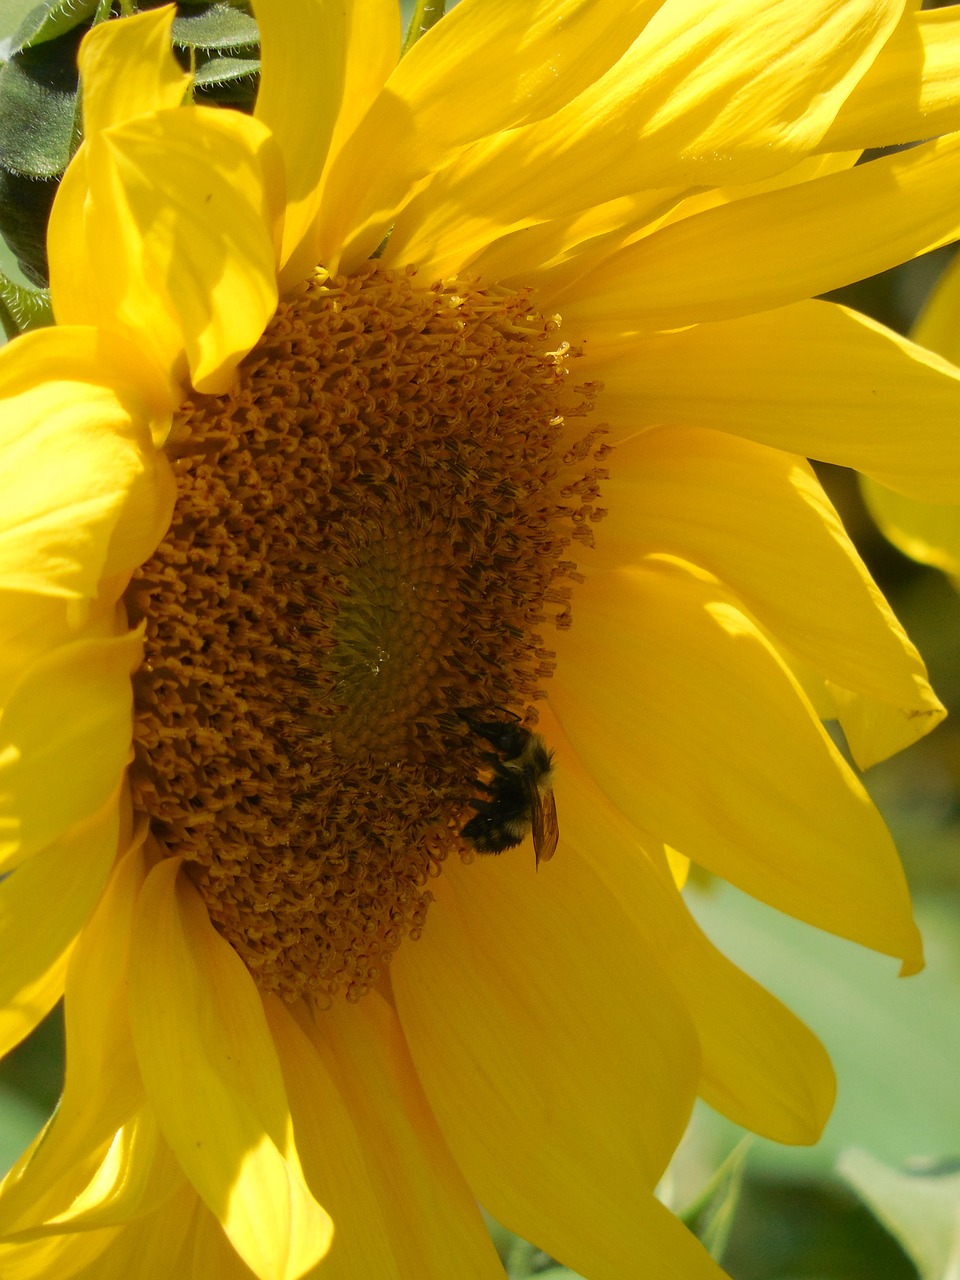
[3,2,960,1277]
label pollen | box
[125,264,607,1004]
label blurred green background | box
[2,3,960,1278]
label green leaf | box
[0,270,53,337]
[0,1084,50,1175]
[840,1149,960,1280]
[193,53,259,88]
[9,0,97,52]
[0,24,84,178]
[0,168,59,287]
[171,1,258,51]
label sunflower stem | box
[400,0,446,56]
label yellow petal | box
[447,154,859,298]
[0,631,140,867]
[823,7,960,149]
[0,1183,198,1280]
[0,1225,121,1280]
[319,0,660,270]
[559,134,960,333]
[0,595,74,710]
[391,852,723,1277]
[825,682,946,772]
[323,0,400,163]
[0,946,70,1074]
[0,324,175,450]
[50,110,282,396]
[254,0,348,283]
[281,0,401,287]
[862,482,960,580]
[581,299,960,503]
[128,858,332,1280]
[78,7,190,138]
[860,248,960,577]
[599,425,942,727]
[40,1113,185,1235]
[0,336,175,604]
[63,1184,197,1279]
[913,245,960,362]
[551,560,923,973]
[542,706,836,1145]
[0,841,147,1235]
[264,993,505,1279]
[386,0,903,276]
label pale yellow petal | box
[386,0,903,276]
[392,852,723,1277]
[128,858,332,1280]
[78,7,190,138]
[265,994,505,1280]
[823,7,960,150]
[254,0,348,283]
[558,135,960,333]
[50,110,282,396]
[599,425,943,729]
[540,706,836,1145]
[319,0,662,270]
[580,299,960,503]
[551,560,923,972]
[0,631,141,867]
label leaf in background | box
[0,6,86,285]
[687,883,960,1175]
[171,1,258,51]
[8,0,98,52]
[173,3,259,111]
[679,1137,751,1263]
[840,1149,960,1280]
[0,1005,63,1175]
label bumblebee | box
[458,709,559,868]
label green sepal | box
[0,270,53,340]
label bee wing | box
[529,781,559,867]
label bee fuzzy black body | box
[458,710,559,868]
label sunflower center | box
[126,265,607,1004]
